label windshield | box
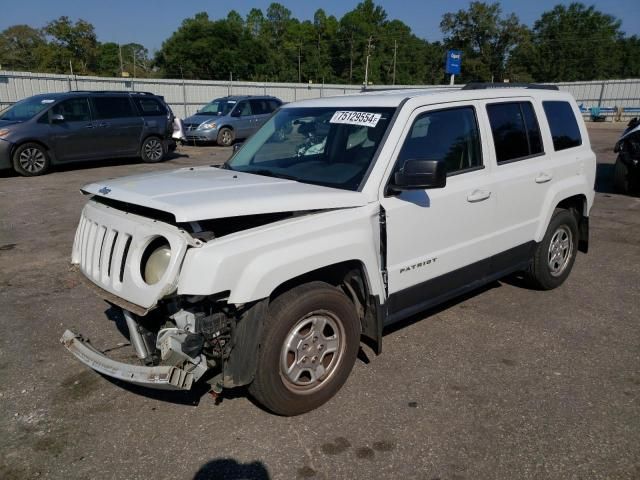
[225,107,396,191]
[196,99,236,116]
[0,96,54,122]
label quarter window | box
[543,101,582,151]
[487,102,543,163]
[92,96,136,119]
[397,106,482,175]
[134,98,166,116]
[52,98,91,122]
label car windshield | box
[225,107,396,191]
[196,99,236,116]
[0,96,54,122]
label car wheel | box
[526,209,579,290]
[613,156,630,194]
[140,136,166,163]
[12,142,50,176]
[217,128,234,147]
[249,281,360,416]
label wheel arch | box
[269,260,383,354]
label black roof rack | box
[462,82,559,91]
[70,90,156,95]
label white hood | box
[82,166,368,222]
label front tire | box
[249,282,360,416]
[216,127,234,147]
[12,142,50,176]
[140,136,166,163]
[526,209,579,290]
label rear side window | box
[487,102,543,163]
[92,96,136,119]
[397,106,482,175]
[268,100,281,112]
[543,101,582,151]
[134,98,167,116]
[52,98,91,122]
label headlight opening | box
[141,237,172,285]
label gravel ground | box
[0,126,638,480]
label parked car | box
[0,91,175,176]
[613,117,640,194]
[61,83,595,415]
[182,95,282,146]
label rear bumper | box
[0,139,13,170]
[60,329,194,390]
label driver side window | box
[397,106,482,176]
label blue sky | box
[2,0,639,53]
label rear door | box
[480,98,553,257]
[90,96,144,156]
[249,99,279,134]
[48,97,97,161]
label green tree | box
[0,25,48,72]
[440,1,528,82]
[43,16,99,74]
[617,35,640,79]
[526,3,623,81]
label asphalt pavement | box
[0,126,638,480]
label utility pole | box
[133,50,136,78]
[118,44,124,76]
[392,39,397,85]
[298,43,301,83]
[364,36,373,87]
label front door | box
[232,100,256,138]
[48,97,97,161]
[380,103,499,321]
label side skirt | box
[383,242,535,326]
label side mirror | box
[232,142,243,153]
[51,113,65,123]
[391,159,446,191]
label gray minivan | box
[182,95,282,146]
[0,91,175,176]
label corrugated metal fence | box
[1,70,639,119]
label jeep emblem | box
[98,186,111,195]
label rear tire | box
[613,156,630,194]
[12,142,50,176]
[525,209,579,290]
[216,127,234,147]
[140,136,166,163]
[249,281,360,416]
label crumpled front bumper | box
[60,329,194,390]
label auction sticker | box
[330,111,381,128]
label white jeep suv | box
[61,83,595,415]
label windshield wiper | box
[248,169,299,181]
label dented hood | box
[82,166,368,222]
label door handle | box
[99,122,110,128]
[535,172,552,184]
[467,190,491,203]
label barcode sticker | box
[330,111,382,128]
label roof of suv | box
[25,91,162,101]
[215,95,280,101]
[285,85,573,109]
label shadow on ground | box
[193,459,270,480]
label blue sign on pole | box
[445,50,462,75]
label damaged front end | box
[61,295,266,392]
[61,197,273,393]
